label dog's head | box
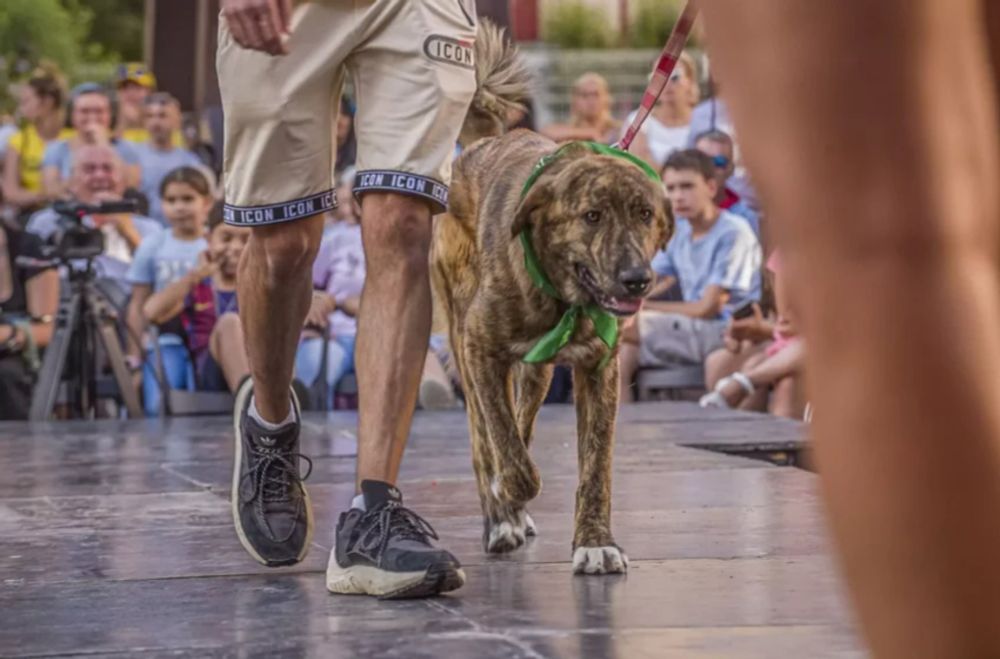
[512,147,674,316]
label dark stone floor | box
[0,404,862,658]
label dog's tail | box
[459,20,532,147]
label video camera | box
[50,199,138,261]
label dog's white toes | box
[523,511,537,537]
[572,546,628,575]
[486,520,526,553]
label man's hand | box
[222,0,293,55]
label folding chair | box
[149,327,233,416]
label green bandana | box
[517,141,661,366]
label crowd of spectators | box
[0,60,456,420]
[0,49,804,422]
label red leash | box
[618,0,701,152]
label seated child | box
[700,250,806,418]
[125,167,213,413]
[143,209,251,392]
[619,149,762,402]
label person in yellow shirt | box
[1,68,72,214]
[116,63,155,144]
[115,63,184,148]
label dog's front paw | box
[483,508,536,553]
[485,519,527,553]
[572,545,629,575]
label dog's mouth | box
[575,264,643,317]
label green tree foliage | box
[627,0,699,49]
[62,0,146,63]
[543,1,613,50]
[0,0,83,72]
[0,0,83,113]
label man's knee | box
[361,193,433,273]
[249,215,325,282]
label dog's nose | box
[618,267,652,296]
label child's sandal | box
[699,372,755,409]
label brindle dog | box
[433,25,673,575]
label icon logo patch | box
[423,35,474,69]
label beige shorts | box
[218,0,478,225]
[638,311,726,367]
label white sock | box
[351,494,366,512]
[248,395,296,430]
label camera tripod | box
[29,262,143,421]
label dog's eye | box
[639,208,653,224]
[583,210,601,225]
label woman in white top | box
[627,50,700,169]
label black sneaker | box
[326,480,465,599]
[231,378,314,567]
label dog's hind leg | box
[570,359,628,575]
[511,361,554,537]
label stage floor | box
[0,404,862,658]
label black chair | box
[149,327,232,416]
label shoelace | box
[353,502,440,564]
[241,443,313,542]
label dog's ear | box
[511,179,554,238]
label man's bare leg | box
[230,213,325,568]
[701,0,1000,655]
[354,193,433,485]
[238,215,325,421]
[326,191,466,598]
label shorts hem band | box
[353,170,449,210]
[223,189,337,226]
